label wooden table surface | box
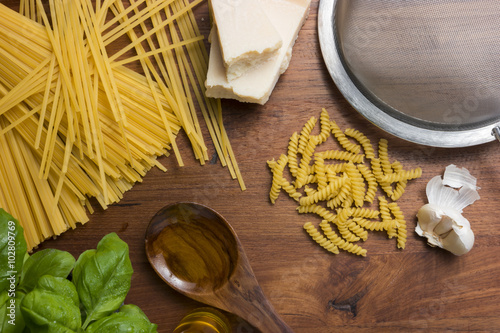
[3,0,500,332]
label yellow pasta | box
[327,177,352,209]
[297,204,336,223]
[351,207,380,219]
[310,108,331,144]
[325,163,347,176]
[391,179,408,201]
[299,175,346,207]
[345,128,375,159]
[297,116,317,154]
[347,220,368,241]
[371,158,394,197]
[345,161,365,207]
[295,136,319,188]
[380,168,423,184]
[268,108,422,256]
[287,132,299,178]
[389,202,407,249]
[357,164,378,203]
[337,222,361,243]
[355,217,397,233]
[317,150,364,164]
[320,220,367,257]
[267,154,288,204]
[378,138,393,175]
[0,0,246,250]
[303,222,339,254]
[330,120,361,154]
[314,155,328,189]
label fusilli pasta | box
[304,222,339,254]
[331,120,361,154]
[297,116,317,154]
[345,128,375,159]
[287,132,299,177]
[320,220,367,256]
[268,108,422,256]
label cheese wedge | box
[206,0,311,105]
[210,0,282,81]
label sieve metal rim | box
[318,0,500,148]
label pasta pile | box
[268,108,422,256]
[0,0,244,250]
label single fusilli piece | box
[295,136,319,188]
[267,154,288,204]
[304,222,339,254]
[297,116,317,154]
[281,178,302,202]
[330,120,361,154]
[314,155,328,189]
[287,132,299,178]
[380,168,423,183]
[357,164,378,203]
[310,108,331,144]
[317,150,364,164]
[344,128,375,159]
[298,203,336,223]
[391,179,408,201]
[379,197,397,238]
[389,202,407,249]
[351,207,380,219]
[378,138,393,175]
[354,217,397,233]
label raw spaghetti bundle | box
[0,0,244,250]
[268,108,422,256]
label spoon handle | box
[241,295,294,333]
[217,275,294,332]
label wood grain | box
[2,0,500,332]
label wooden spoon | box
[145,202,293,333]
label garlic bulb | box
[415,165,479,256]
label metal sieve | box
[318,0,500,147]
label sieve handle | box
[493,126,500,143]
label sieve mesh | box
[334,0,500,131]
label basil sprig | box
[0,210,157,332]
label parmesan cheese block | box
[210,0,283,81]
[206,0,311,105]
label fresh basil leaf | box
[21,275,81,333]
[0,289,26,333]
[72,233,133,329]
[0,209,27,292]
[19,249,75,293]
[85,304,157,333]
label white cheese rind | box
[210,0,283,81]
[206,0,311,105]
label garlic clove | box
[440,224,475,256]
[416,203,444,234]
[416,203,474,256]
